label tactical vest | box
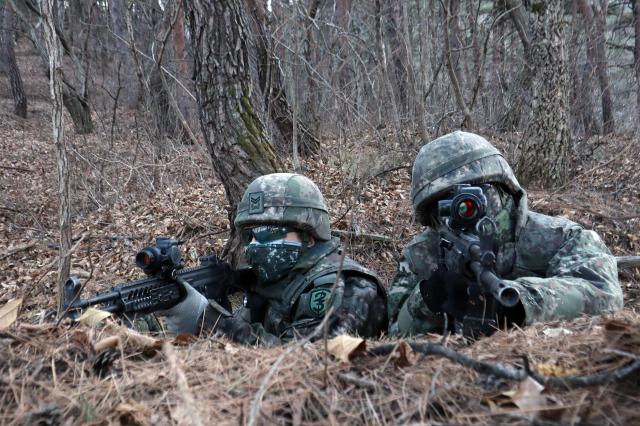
[249,239,385,338]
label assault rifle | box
[420,184,520,338]
[63,237,248,322]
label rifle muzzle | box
[470,261,520,307]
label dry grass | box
[1,314,639,425]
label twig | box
[0,242,36,260]
[616,256,640,270]
[531,140,636,208]
[0,165,33,173]
[336,372,377,390]
[331,230,393,243]
[163,342,204,426]
[247,310,335,426]
[370,340,640,389]
[26,233,88,302]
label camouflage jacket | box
[388,198,623,336]
[206,238,387,345]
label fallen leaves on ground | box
[327,334,367,362]
[76,307,112,327]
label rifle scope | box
[135,237,184,276]
[437,184,487,230]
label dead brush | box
[1,313,639,425]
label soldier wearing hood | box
[161,173,387,345]
[388,131,623,336]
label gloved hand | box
[419,266,470,319]
[157,281,209,335]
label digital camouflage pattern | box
[194,173,388,345]
[205,238,388,345]
[244,241,303,284]
[234,173,331,241]
[388,131,623,336]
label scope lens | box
[139,253,151,266]
[135,248,158,269]
[457,199,477,219]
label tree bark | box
[634,0,640,123]
[9,0,93,133]
[497,0,532,131]
[569,0,599,137]
[185,0,284,263]
[246,0,320,156]
[578,0,614,135]
[447,0,466,93]
[1,2,27,118]
[374,0,402,139]
[172,2,187,78]
[443,0,473,129]
[302,0,321,138]
[516,1,571,188]
[41,0,71,314]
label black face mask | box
[241,226,309,286]
[245,241,303,285]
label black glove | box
[420,266,471,320]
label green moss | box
[235,86,284,173]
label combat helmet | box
[412,131,523,225]
[235,173,331,241]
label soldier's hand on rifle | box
[156,280,209,335]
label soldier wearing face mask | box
[388,131,623,336]
[161,173,388,345]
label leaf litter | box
[0,49,639,425]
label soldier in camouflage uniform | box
[162,173,387,345]
[388,131,623,336]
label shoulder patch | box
[309,288,332,315]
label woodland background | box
[0,0,640,425]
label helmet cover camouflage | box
[411,131,523,225]
[235,173,331,241]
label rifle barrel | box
[469,260,520,307]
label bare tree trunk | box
[634,0,640,124]
[10,0,94,133]
[1,2,27,118]
[41,0,71,314]
[374,0,402,139]
[246,0,320,156]
[443,0,473,129]
[448,0,466,93]
[517,1,571,188]
[497,0,532,131]
[303,0,321,137]
[569,1,599,137]
[578,0,614,135]
[185,0,284,264]
[172,2,187,78]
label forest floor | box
[1,45,639,425]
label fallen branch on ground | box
[369,341,640,389]
[617,256,640,270]
[0,242,36,260]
